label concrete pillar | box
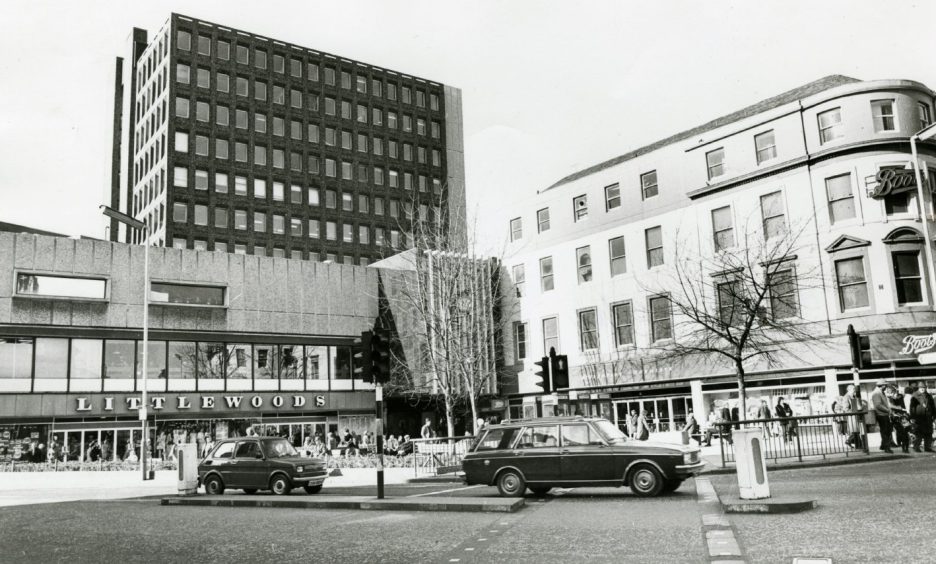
[690,379,706,422]
[823,368,839,410]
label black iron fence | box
[718,411,870,467]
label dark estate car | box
[462,416,705,497]
[198,437,327,496]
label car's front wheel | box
[496,470,526,497]
[270,474,292,496]
[628,464,663,497]
[203,475,225,495]
[303,484,323,494]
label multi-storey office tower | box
[110,14,465,265]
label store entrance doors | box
[613,395,693,434]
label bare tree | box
[650,215,829,418]
[376,190,510,437]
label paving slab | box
[160,494,523,513]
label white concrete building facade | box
[502,76,936,429]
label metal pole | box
[910,134,936,306]
[375,385,384,499]
[141,223,150,480]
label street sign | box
[919,352,936,365]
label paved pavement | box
[707,454,936,563]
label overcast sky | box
[2,0,935,249]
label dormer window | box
[573,195,588,222]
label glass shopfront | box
[613,395,692,433]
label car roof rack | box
[497,415,596,424]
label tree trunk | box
[469,390,480,435]
[445,395,455,439]
[735,359,747,423]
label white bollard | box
[733,427,770,499]
[177,443,198,496]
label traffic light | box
[533,356,551,394]
[371,328,392,384]
[847,324,872,369]
[551,353,569,390]
[353,331,373,383]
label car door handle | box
[560,450,570,454]
[512,451,525,456]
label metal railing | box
[408,435,476,478]
[717,411,870,467]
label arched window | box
[884,228,927,306]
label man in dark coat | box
[909,382,935,452]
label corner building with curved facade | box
[502,76,936,429]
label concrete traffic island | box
[719,495,818,514]
[160,494,524,513]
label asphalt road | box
[0,482,708,564]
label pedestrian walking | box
[636,410,652,441]
[421,418,433,439]
[909,382,935,452]
[887,385,911,454]
[871,379,894,453]
[626,410,638,438]
[683,410,698,445]
[844,385,862,448]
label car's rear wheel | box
[496,470,526,497]
[270,474,292,496]
[303,484,323,494]
[203,475,224,495]
[242,488,257,494]
[528,486,551,496]
[628,464,663,497]
[662,479,683,493]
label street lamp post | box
[100,206,152,481]
[911,123,936,306]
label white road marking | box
[407,484,485,497]
[478,538,487,541]
[465,548,475,552]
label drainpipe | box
[798,101,834,336]
[910,122,936,304]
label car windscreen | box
[265,438,300,458]
[593,419,628,443]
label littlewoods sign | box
[74,393,327,414]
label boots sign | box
[69,393,330,416]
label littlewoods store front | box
[0,388,373,463]
[0,232,383,464]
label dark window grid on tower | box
[166,20,449,260]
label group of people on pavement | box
[624,410,653,441]
[869,379,935,454]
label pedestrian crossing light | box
[533,356,551,394]
[551,353,569,390]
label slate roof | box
[542,75,860,192]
